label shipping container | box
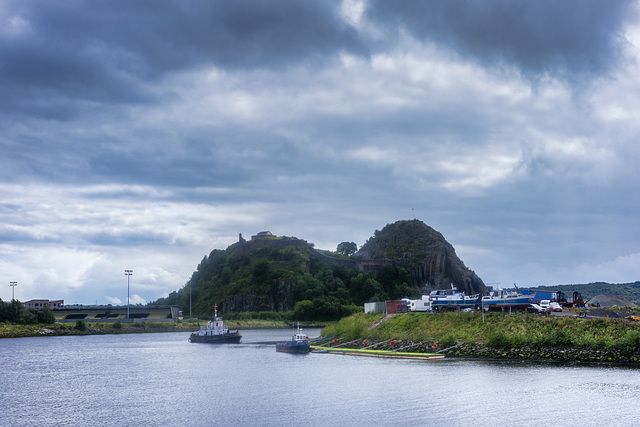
[386,300,408,314]
[364,302,386,314]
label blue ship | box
[276,325,311,354]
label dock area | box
[310,346,444,360]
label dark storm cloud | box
[367,0,635,79]
[1,0,367,118]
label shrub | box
[620,330,640,353]
[19,309,38,325]
[486,331,511,349]
[439,334,457,349]
[548,328,572,348]
[74,320,87,331]
[113,321,122,329]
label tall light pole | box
[10,281,17,301]
[124,270,133,319]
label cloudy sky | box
[2,0,640,305]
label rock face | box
[355,220,486,295]
[222,280,297,313]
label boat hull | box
[482,297,532,310]
[431,300,477,309]
[189,332,242,344]
[276,341,310,354]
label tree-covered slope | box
[154,220,487,320]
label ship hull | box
[189,332,242,344]
[482,297,532,310]
[275,341,310,354]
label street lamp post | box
[124,270,133,319]
[10,281,17,301]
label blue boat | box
[429,287,480,310]
[276,325,311,354]
[481,289,532,311]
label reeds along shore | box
[321,311,640,364]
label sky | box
[2,0,640,305]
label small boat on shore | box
[429,287,480,310]
[276,325,310,354]
[481,289,532,311]
[189,305,241,344]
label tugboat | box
[276,324,311,354]
[189,305,241,344]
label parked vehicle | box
[539,300,551,310]
[527,303,548,313]
[549,302,563,312]
[408,296,432,312]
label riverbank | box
[320,310,640,364]
[0,321,198,338]
[0,319,325,339]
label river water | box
[1,328,639,426]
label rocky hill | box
[154,220,486,318]
[355,220,486,295]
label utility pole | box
[10,281,17,301]
[124,270,133,319]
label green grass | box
[321,312,640,353]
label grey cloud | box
[86,230,183,247]
[366,0,635,80]
[1,0,367,119]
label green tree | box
[293,300,315,321]
[19,308,39,324]
[37,306,56,324]
[336,241,358,256]
[251,260,274,294]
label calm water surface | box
[1,329,640,426]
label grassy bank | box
[0,321,196,338]
[321,311,640,364]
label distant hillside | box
[154,220,487,320]
[527,282,640,304]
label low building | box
[23,299,64,310]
